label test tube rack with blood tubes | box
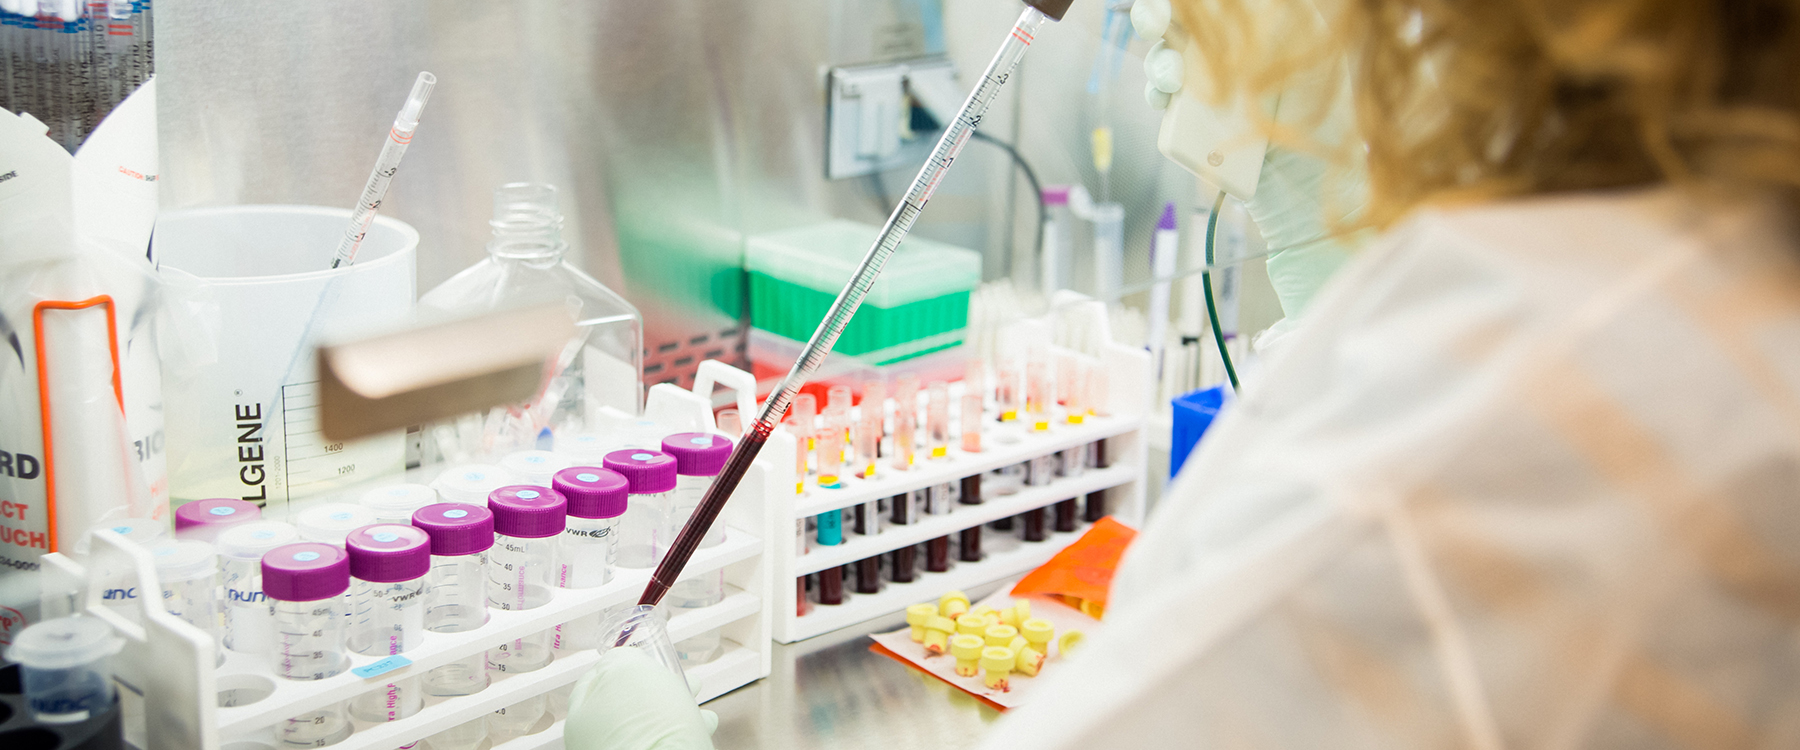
[31,361,778,750]
[772,325,1151,643]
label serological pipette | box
[329,71,436,268]
[638,0,1074,608]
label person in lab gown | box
[564,1,1800,747]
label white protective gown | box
[985,187,1800,749]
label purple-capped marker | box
[488,486,568,539]
[175,499,262,543]
[553,468,629,520]
[262,543,350,602]
[661,433,733,477]
[603,450,677,495]
[345,524,432,583]
[412,503,495,556]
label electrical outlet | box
[825,57,957,180]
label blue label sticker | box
[112,526,131,534]
[517,490,541,499]
[352,655,413,679]
[525,455,546,464]
[576,473,600,482]
[330,512,352,521]
[464,472,485,481]
[372,532,399,543]
[389,487,410,496]
[293,551,320,562]
[210,506,237,516]
[632,453,653,461]
[252,530,275,539]
[443,509,468,519]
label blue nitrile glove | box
[564,648,719,750]
[1133,0,1364,321]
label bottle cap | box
[358,484,439,524]
[660,433,733,477]
[603,450,678,494]
[5,617,123,670]
[173,499,261,542]
[1021,617,1055,644]
[262,543,350,602]
[980,646,1016,673]
[430,463,515,504]
[150,540,218,582]
[552,467,629,519]
[950,634,986,660]
[411,503,495,556]
[984,624,1018,647]
[294,503,377,546]
[500,450,572,486]
[216,521,302,563]
[905,603,938,626]
[487,486,568,539]
[956,614,988,636]
[346,524,432,582]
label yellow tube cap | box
[980,646,1016,674]
[956,614,988,636]
[906,603,938,626]
[950,634,985,660]
[969,604,996,619]
[939,590,970,612]
[926,615,956,633]
[1058,630,1085,656]
[984,624,1018,648]
[1021,617,1054,645]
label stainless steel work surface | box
[707,591,1007,749]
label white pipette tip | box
[397,72,437,130]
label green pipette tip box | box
[746,220,982,365]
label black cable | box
[969,129,1045,284]
[1203,190,1240,392]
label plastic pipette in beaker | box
[329,72,436,269]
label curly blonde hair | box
[1174,0,1800,226]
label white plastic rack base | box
[770,341,1151,643]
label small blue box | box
[1170,386,1228,479]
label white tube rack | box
[769,341,1151,643]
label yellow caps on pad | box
[981,646,1016,689]
[985,624,1018,648]
[939,590,970,614]
[950,634,985,677]
[1058,630,1085,656]
[906,603,938,642]
[956,614,988,636]
[1021,617,1054,648]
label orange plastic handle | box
[33,296,124,553]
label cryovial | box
[79,517,168,624]
[219,521,300,654]
[925,484,953,573]
[502,450,572,487]
[602,449,677,569]
[487,485,566,674]
[6,617,124,724]
[152,540,223,665]
[553,467,628,588]
[926,381,950,458]
[263,543,354,746]
[412,503,494,697]
[345,524,431,724]
[293,503,376,547]
[430,463,516,505]
[174,498,261,543]
[662,433,733,665]
[816,567,844,605]
[959,474,983,562]
[357,483,438,524]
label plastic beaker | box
[154,205,417,514]
[6,616,125,724]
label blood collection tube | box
[996,361,1022,423]
[486,485,566,674]
[294,503,377,547]
[174,498,260,543]
[218,521,300,655]
[554,467,627,589]
[854,499,882,536]
[817,566,845,605]
[890,544,918,583]
[925,484,952,572]
[1055,499,1079,533]
[861,380,886,447]
[152,541,222,665]
[1022,507,1048,542]
[893,374,919,469]
[959,475,983,562]
[890,489,920,526]
[816,509,844,546]
[358,484,440,525]
[345,524,431,724]
[855,556,881,594]
[264,542,355,747]
[1026,360,1052,432]
[662,433,733,666]
[603,449,678,569]
[412,503,493,697]
[1022,453,1056,542]
[1085,440,1110,522]
[816,407,846,488]
[926,381,950,458]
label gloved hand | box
[1131,0,1365,321]
[564,648,719,750]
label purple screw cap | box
[174,499,261,535]
[1042,185,1071,206]
[661,433,733,477]
[553,468,629,520]
[411,503,495,556]
[1157,201,1178,231]
[345,524,432,583]
[488,486,568,539]
[603,449,678,494]
[262,543,350,602]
